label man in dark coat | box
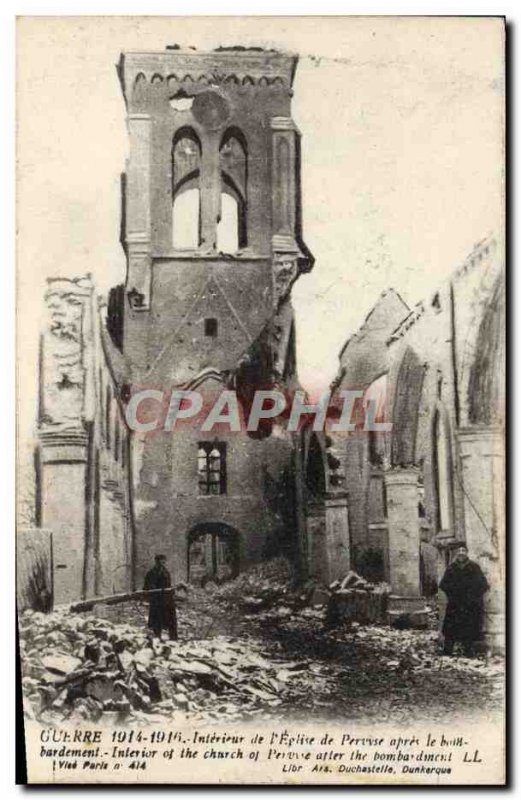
[440,544,489,656]
[143,554,178,640]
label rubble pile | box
[215,557,293,609]
[214,558,330,621]
[327,571,391,627]
[18,559,504,726]
[19,608,315,725]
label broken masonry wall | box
[334,237,505,646]
[37,277,133,604]
[117,48,313,588]
[299,428,350,585]
[334,290,410,584]
[16,527,53,612]
[90,300,133,598]
[130,419,296,588]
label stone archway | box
[187,522,240,585]
[391,346,425,467]
[466,274,505,426]
[385,346,426,605]
[458,263,505,427]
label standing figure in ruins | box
[144,554,178,640]
[440,544,489,657]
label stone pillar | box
[324,494,350,582]
[271,117,297,241]
[384,468,426,622]
[126,112,151,308]
[306,495,350,585]
[306,502,327,584]
[458,426,505,652]
[385,468,421,595]
[39,429,90,604]
[199,132,220,250]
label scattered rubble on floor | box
[19,559,504,726]
[19,606,318,726]
[327,570,390,626]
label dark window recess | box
[106,284,125,351]
[205,318,218,337]
[198,442,226,495]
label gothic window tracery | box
[172,128,202,249]
[218,130,247,252]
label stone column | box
[324,494,350,582]
[39,429,90,604]
[306,502,327,584]
[271,117,297,241]
[199,132,220,250]
[384,467,426,621]
[458,426,505,652]
[270,117,311,307]
[126,113,152,308]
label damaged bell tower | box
[111,47,313,586]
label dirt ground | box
[86,581,504,725]
[20,559,504,727]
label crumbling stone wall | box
[112,48,314,585]
[36,277,133,603]
[16,527,53,612]
[334,290,409,577]
[334,237,505,647]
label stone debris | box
[327,570,391,626]
[329,570,375,592]
[214,558,331,623]
[18,606,315,725]
[18,559,504,726]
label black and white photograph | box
[15,15,505,785]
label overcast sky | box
[17,16,504,446]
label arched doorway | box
[187,523,240,585]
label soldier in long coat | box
[440,544,489,656]
[143,554,178,640]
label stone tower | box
[110,47,313,586]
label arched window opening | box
[219,131,247,251]
[468,274,505,425]
[173,188,200,249]
[217,192,239,253]
[433,410,452,533]
[365,373,389,466]
[172,129,201,249]
[391,348,425,466]
[198,442,227,495]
